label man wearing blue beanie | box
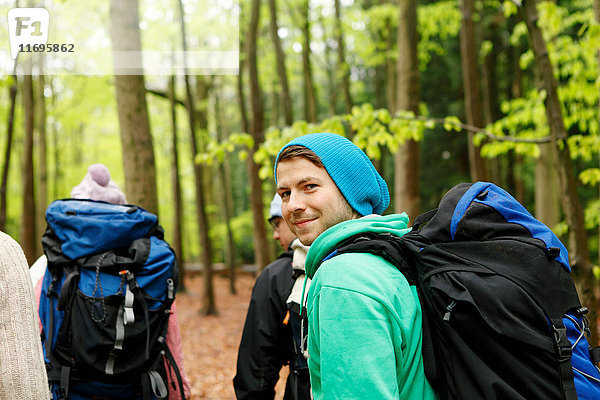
[275,133,436,400]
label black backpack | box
[39,199,186,400]
[325,182,600,400]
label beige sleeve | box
[0,232,49,399]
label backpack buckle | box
[552,325,572,362]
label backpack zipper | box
[443,300,457,322]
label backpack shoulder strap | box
[320,232,440,386]
[325,232,418,286]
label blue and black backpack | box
[327,182,600,400]
[39,199,185,400]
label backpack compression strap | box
[142,371,168,400]
[162,343,187,400]
[551,318,578,400]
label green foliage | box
[442,116,463,133]
[488,0,599,164]
[502,0,518,18]
[580,169,600,186]
[3,0,600,269]
[418,1,462,69]
[209,210,256,264]
[584,198,600,230]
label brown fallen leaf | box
[177,273,289,399]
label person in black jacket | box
[234,194,311,400]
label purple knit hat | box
[71,163,127,205]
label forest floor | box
[176,272,288,399]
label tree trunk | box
[460,0,488,182]
[334,0,352,113]
[270,85,280,127]
[247,0,271,272]
[0,75,17,232]
[522,0,589,269]
[188,75,216,314]
[176,0,216,314]
[481,15,501,184]
[301,0,317,122]
[267,0,293,125]
[534,143,560,228]
[385,20,396,113]
[51,85,61,201]
[109,0,159,214]
[506,32,526,198]
[592,0,600,343]
[237,35,250,134]
[37,68,47,257]
[394,0,420,221]
[214,81,237,294]
[522,0,595,344]
[323,22,337,116]
[22,64,36,264]
[168,75,186,292]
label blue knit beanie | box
[274,133,390,216]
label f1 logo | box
[8,8,49,59]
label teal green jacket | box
[304,214,437,400]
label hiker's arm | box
[0,232,49,399]
[311,285,400,399]
[234,261,294,399]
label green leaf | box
[579,168,600,186]
[503,1,518,18]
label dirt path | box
[176,273,288,399]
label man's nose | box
[286,191,305,213]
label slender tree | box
[109,0,159,214]
[214,80,237,294]
[459,0,488,182]
[593,0,600,340]
[322,13,337,116]
[481,11,502,184]
[49,78,61,201]
[267,0,293,125]
[247,0,271,272]
[521,0,596,343]
[168,75,186,292]
[22,62,37,264]
[237,34,250,134]
[334,0,353,113]
[0,74,17,232]
[176,0,216,313]
[37,64,47,256]
[506,32,527,201]
[534,143,560,228]
[394,0,420,221]
[385,18,396,114]
[520,0,588,269]
[300,0,317,122]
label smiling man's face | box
[276,156,358,246]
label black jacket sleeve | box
[233,252,295,400]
